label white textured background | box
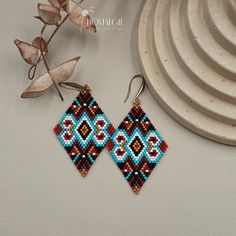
[0,1,236,235]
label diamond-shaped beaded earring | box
[54,82,115,177]
[107,75,168,194]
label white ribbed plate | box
[138,0,236,145]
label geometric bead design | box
[107,104,168,194]
[54,90,114,177]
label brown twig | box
[39,24,64,101]
[28,14,69,80]
[46,15,69,47]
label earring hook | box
[59,82,90,92]
[124,74,146,105]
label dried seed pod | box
[21,57,80,98]
[14,39,41,65]
[37,3,61,25]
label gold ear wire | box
[59,82,90,92]
[124,74,146,105]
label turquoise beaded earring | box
[107,75,168,194]
[54,82,115,177]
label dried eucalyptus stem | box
[15,0,96,100]
[29,0,84,101]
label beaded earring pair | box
[54,75,168,194]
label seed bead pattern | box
[54,89,114,177]
[107,104,168,194]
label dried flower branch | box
[15,0,96,101]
